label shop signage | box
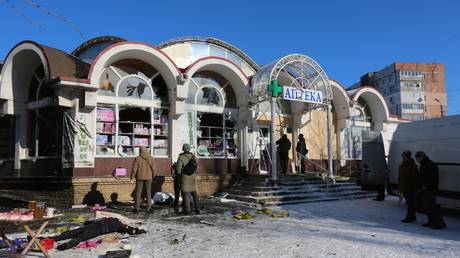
[282,86,323,104]
[74,113,94,168]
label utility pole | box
[434,98,444,117]
[326,103,334,180]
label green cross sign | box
[268,80,283,97]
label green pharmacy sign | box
[268,80,283,97]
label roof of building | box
[40,44,90,79]
[157,36,259,71]
[71,36,126,57]
[1,41,90,80]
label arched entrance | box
[250,54,333,181]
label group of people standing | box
[398,151,446,229]
[130,144,200,215]
[276,134,309,174]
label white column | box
[326,104,334,179]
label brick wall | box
[394,63,447,118]
[0,175,233,207]
[0,189,74,208]
[72,175,231,204]
[72,177,136,205]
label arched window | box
[196,86,223,106]
[346,104,372,160]
[117,75,153,100]
[185,72,238,158]
[97,60,168,103]
[187,72,237,108]
[95,59,169,157]
[351,106,366,122]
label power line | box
[2,0,45,30]
[22,0,84,39]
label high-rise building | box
[350,62,447,121]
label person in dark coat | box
[171,161,184,213]
[276,134,291,174]
[296,134,308,174]
[175,143,200,215]
[398,151,418,223]
[52,218,146,250]
[415,151,446,229]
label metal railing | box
[296,152,334,194]
[295,152,329,176]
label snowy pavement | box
[44,197,460,257]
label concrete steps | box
[226,174,377,206]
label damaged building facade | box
[0,36,402,206]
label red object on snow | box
[77,240,100,249]
[40,239,54,250]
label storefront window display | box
[96,105,169,157]
[186,72,238,158]
[196,112,238,158]
[96,105,116,156]
[95,61,169,157]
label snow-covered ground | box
[33,197,460,257]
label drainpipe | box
[34,78,46,160]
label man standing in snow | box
[398,151,418,223]
[131,146,155,213]
[171,160,182,213]
[415,151,446,229]
[175,143,200,215]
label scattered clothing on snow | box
[52,218,145,251]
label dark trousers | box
[403,192,416,219]
[172,175,183,210]
[422,190,446,227]
[182,191,199,213]
[279,153,289,174]
[135,180,152,211]
[54,225,99,250]
[376,184,385,200]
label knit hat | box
[182,143,191,152]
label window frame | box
[195,109,239,159]
[95,66,170,158]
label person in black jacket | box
[276,134,291,174]
[296,134,308,174]
[52,218,146,250]
[398,151,418,223]
[415,151,446,229]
